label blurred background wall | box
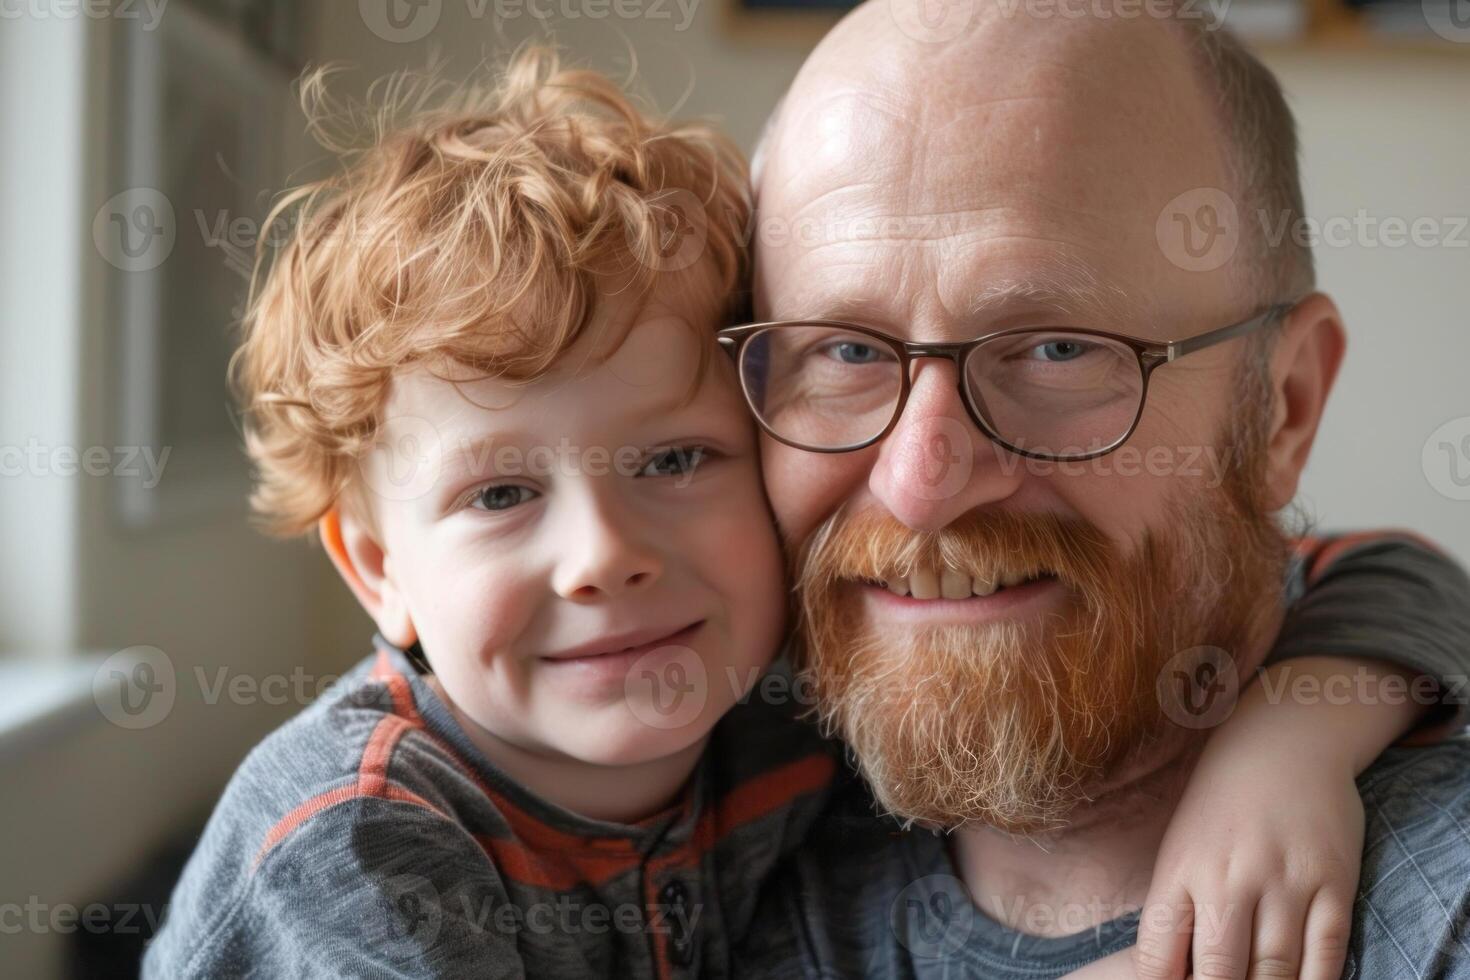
[0,0,1466,975]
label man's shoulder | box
[1349,735,1470,980]
[1359,732,1470,805]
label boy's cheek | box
[699,500,789,657]
[411,564,539,666]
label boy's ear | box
[319,506,417,649]
[1261,292,1347,512]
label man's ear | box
[1261,292,1346,511]
[319,506,417,649]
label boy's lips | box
[538,620,705,664]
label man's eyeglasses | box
[716,302,1296,462]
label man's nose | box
[549,488,663,601]
[868,359,1025,532]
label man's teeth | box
[911,568,938,600]
[940,569,970,600]
[878,568,1044,598]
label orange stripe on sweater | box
[371,646,422,722]
[251,777,448,871]
[473,836,646,891]
[252,681,442,871]
[714,751,836,834]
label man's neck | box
[948,734,1205,938]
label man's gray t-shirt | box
[733,738,1470,979]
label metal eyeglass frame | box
[716,301,1297,462]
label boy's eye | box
[639,446,706,478]
[472,484,538,511]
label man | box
[727,2,1470,978]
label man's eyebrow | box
[963,272,1135,326]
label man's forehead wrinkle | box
[780,180,894,232]
[771,85,919,198]
[774,234,1133,317]
[785,225,1116,263]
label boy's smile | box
[536,619,706,700]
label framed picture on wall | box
[101,2,296,528]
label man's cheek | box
[760,436,867,545]
[1040,462,1166,551]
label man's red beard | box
[790,442,1290,836]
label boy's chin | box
[547,703,716,769]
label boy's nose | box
[550,494,664,601]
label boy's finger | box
[1244,893,1303,978]
[1190,887,1254,980]
[1133,885,1192,980]
[1298,888,1353,980]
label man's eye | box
[639,446,706,478]
[823,341,886,364]
[472,485,538,511]
[1028,339,1092,362]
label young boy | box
[143,48,1470,979]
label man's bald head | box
[754,0,1313,307]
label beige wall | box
[1265,48,1470,564]
[306,0,824,152]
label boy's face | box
[346,290,786,767]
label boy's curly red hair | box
[230,46,749,538]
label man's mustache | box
[791,505,1118,607]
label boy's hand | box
[1132,715,1363,980]
[1062,946,1151,979]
